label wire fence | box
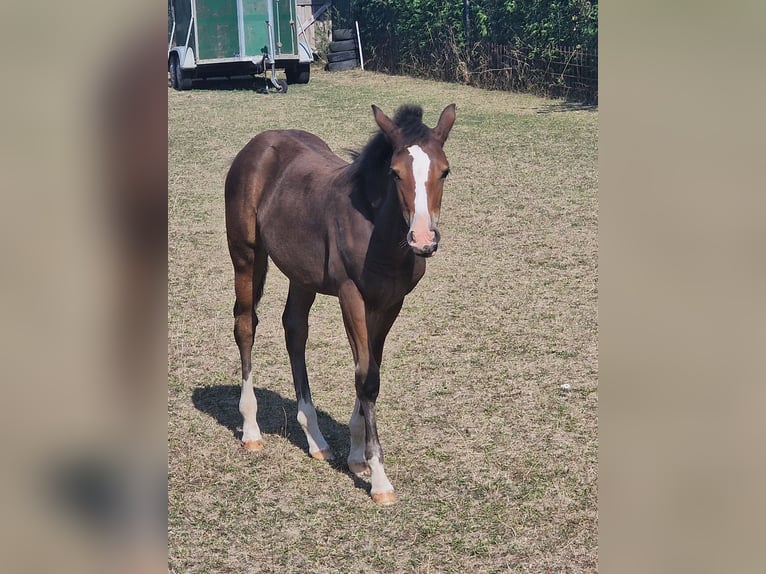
[478,43,598,103]
[363,35,598,104]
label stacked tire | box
[326,28,358,71]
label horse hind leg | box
[282,282,333,460]
[232,244,269,451]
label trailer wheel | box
[171,54,192,91]
[176,66,192,91]
[277,79,288,93]
[169,56,180,90]
[285,63,310,84]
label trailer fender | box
[169,46,196,70]
[298,39,313,64]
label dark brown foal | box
[225,103,456,504]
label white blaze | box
[407,145,431,226]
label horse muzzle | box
[407,227,440,257]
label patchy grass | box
[169,66,597,573]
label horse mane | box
[346,105,430,211]
[348,104,430,164]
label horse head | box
[371,104,456,257]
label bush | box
[350,0,597,101]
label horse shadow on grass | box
[191,385,370,495]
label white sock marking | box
[368,455,394,495]
[239,373,263,443]
[407,145,431,230]
[297,398,330,455]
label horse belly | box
[259,220,332,290]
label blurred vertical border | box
[0,1,166,572]
[601,1,766,573]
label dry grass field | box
[169,67,597,573]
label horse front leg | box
[339,282,397,505]
[347,301,405,478]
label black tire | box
[175,60,192,91]
[329,39,355,52]
[169,56,180,90]
[332,28,354,41]
[327,50,357,63]
[327,59,358,72]
[285,62,310,84]
[277,79,288,93]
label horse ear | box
[372,105,401,145]
[433,103,456,144]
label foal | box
[225,103,456,504]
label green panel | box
[242,0,270,58]
[196,0,239,60]
[274,0,297,56]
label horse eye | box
[441,168,450,179]
[389,169,401,181]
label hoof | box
[371,491,398,506]
[242,439,264,452]
[348,461,370,477]
[311,449,335,461]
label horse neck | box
[365,171,415,264]
[350,140,418,266]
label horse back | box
[225,129,345,233]
[227,129,343,195]
[225,129,357,291]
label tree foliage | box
[343,0,597,101]
[479,0,598,52]
[348,0,597,62]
